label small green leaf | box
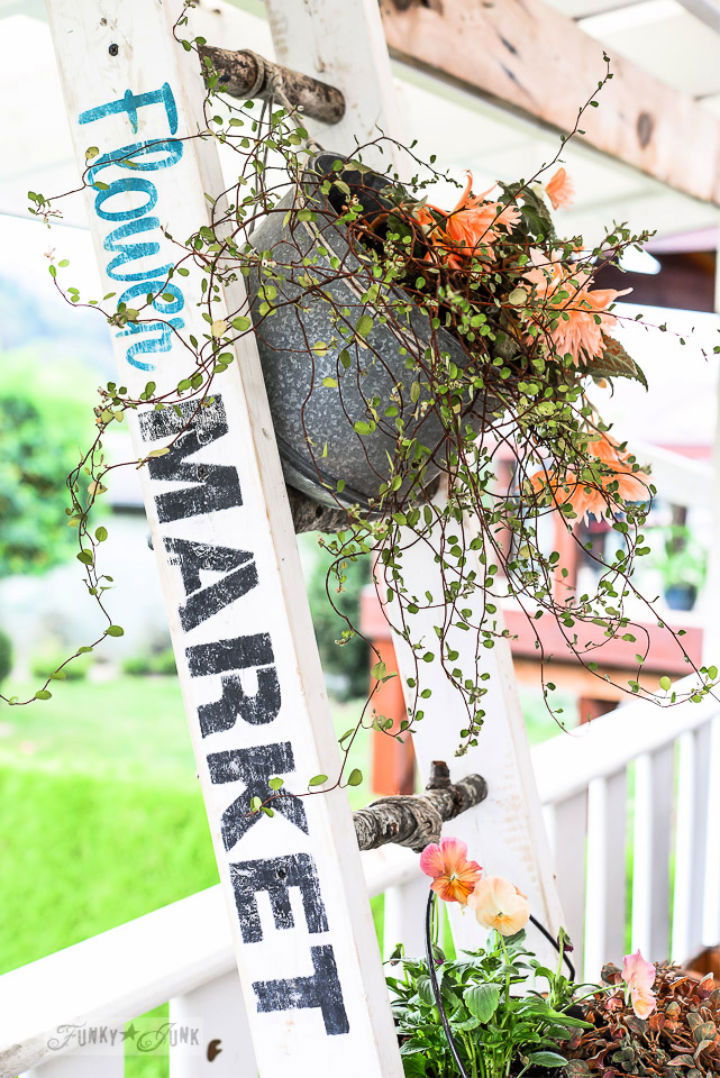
[95,526,108,542]
[35,690,52,700]
[354,420,376,435]
[347,768,363,787]
[106,625,125,637]
[308,773,328,787]
[147,447,170,458]
[355,313,374,338]
[660,675,672,691]
[268,777,284,791]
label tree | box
[0,350,92,578]
[307,546,370,700]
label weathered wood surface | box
[45,0,401,1073]
[199,45,346,125]
[380,0,720,206]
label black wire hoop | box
[423,891,576,1078]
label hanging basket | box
[248,153,499,511]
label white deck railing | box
[2,680,718,1078]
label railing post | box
[169,971,257,1078]
[383,874,428,960]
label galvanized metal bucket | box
[248,153,492,510]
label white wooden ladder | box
[45,0,564,1074]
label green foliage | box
[122,647,177,677]
[648,524,707,592]
[388,930,586,1078]
[0,353,92,579]
[0,628,12,685]
[30,647,92,681]
[307,547,370,700]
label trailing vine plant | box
[6,5,719,792]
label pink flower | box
[545,167,575,210]
[622,950,657,1019]
[467,875,530,936]
[420,837,482,904]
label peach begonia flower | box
[467,876,530,936]
[551,281,632,363]
[443,174,521,265]
[529,434,649,522]
[413,172,520,268]
[420,837,482,904]
[622,950,657,1019]
[524,251,631,363]
[545,167,575,210]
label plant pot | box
[248,153,496,510]
[664,583,697,611]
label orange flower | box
[412,172,520,267]
[545,167,574,210]
[468,876,530,936]
[443,173,520,265]
[524,252,631,363]
[529,434,649,522]
[553,282,632,363]
[419,836,482,904]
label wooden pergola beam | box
[676,0,720,34]
[380,0,720,206]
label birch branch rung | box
[200,45,346,125]
[353,762,488,852]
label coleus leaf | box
[590,333,648,390]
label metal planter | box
[248,153,488,511]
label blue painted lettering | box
[104,216,173,282]
[118,318,184,371]
[117,281,184,316]
[78,84,187,372]
[95,177,158,221]
[88,139,184,190]
[79,83,178,135]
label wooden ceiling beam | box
[675,0,720,33]
[380,0,720,205]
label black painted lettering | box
[253,945,349,1036]
[197,668,281,736]
[186,634,274,677]
[230,853,328,943]
[207,743,307,849]
[138,396,242,522]
[164,537,258,631]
